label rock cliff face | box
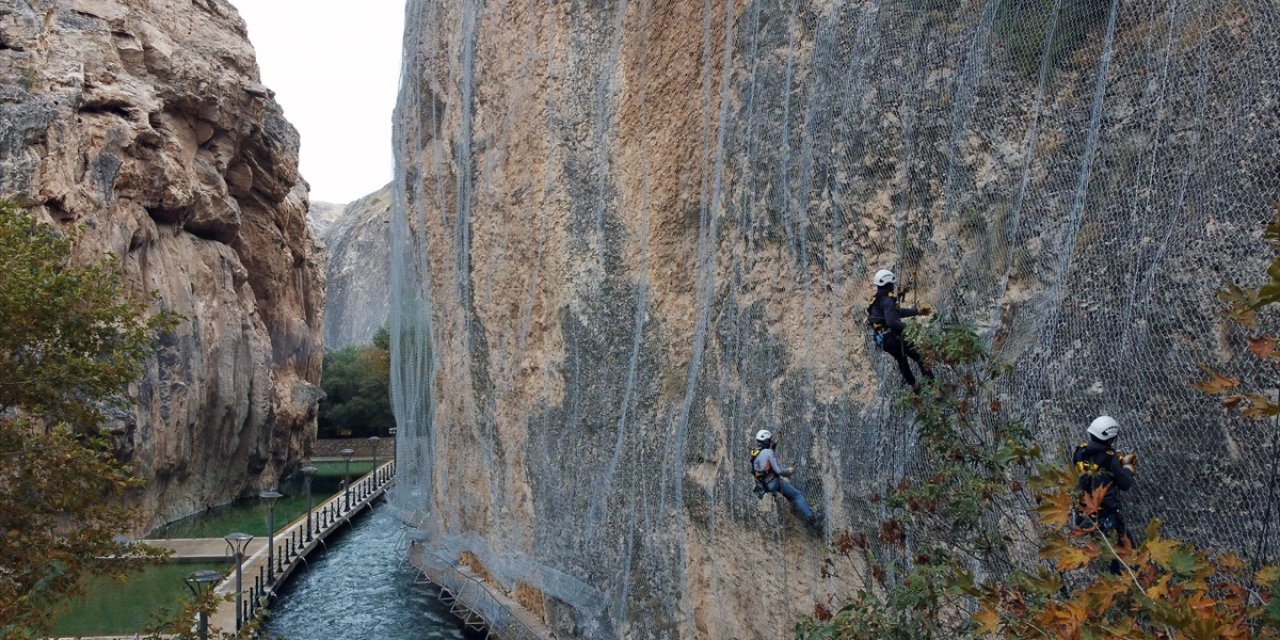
[0,0,323,530]
[317,185,391,349]
[306,199,346,241]
[391,1,1280,637]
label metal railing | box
[412,547,545,640]
[234,461,396,630]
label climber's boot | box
[806,510,823,531]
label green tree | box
[318,326,393,438]
[0,202,176,638]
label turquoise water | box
[265,504,475,639]
[148,462,375,539]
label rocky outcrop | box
[392,1,1280,637]
[0,0,323,530]
[306,199,346,241]
[317,184,391,349]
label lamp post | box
[185,569,222,640]
[340,448,354,506]
[300,466,317,542]
[369,436,381,477]
[224,532,253,631]
[260,490,282,583]
[389,427,397,471]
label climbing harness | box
[750,446,773,498]
[866,292,897,348]
[750,436,782,498]
[1075,443,1119,489]
[1073,443,1123,528]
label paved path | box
[150,537,267,560]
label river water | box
[264,503,473,640]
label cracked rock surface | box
[0,0,323,530]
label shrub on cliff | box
[0,202,176,638]
[797,220,1280,640]
[317,327,393,438]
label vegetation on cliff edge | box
[797,217,1280,639]
[0,202,177,638]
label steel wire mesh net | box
[388,0,1280,635]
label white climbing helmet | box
[755,429,773,442]
[873,269,896,287]
[1087,415,1119,441]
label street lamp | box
[260,490,283,583]
[185,569,222,640]
[340,448,354,506]
[389,427,397,471]
[300,466,317,542]
[369,436,381,475]
[224,532,254,631]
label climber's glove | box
[1120,452,1138,475]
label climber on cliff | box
[1072,415,1137,574]
[866,268,934,391]
[751,429,820,529]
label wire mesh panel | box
[389,0,1280,637]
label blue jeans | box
[764,478,813,519]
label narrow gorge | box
[389,1,1280,638]
[3,0,1280,637]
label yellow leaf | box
[1035,491,1073,527]
[1194,372,1241,394]
[1081,486,1109,518]
[1256,565,1280,586]
[1145,574,1171,600]
[1087,576,1129,612]
[1042,536,1100,571]
[973,604,1001,636]
[1241,399,1280,419]
[1147,537,1179,569]
[1216,552,1245,573]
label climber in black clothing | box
[1071,415,1137,574]
[866,269,934,390]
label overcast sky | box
[228,1,405,204]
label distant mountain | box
[306,200,348,241]
[319,185,391,349]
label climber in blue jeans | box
[751,429,820,528]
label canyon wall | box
[391,0,1280,637]
[318,184,391,349]
[306,199,346,241]
[0,0,323,530]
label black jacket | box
[1071,438,1135,514]
[867,288,918,333]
